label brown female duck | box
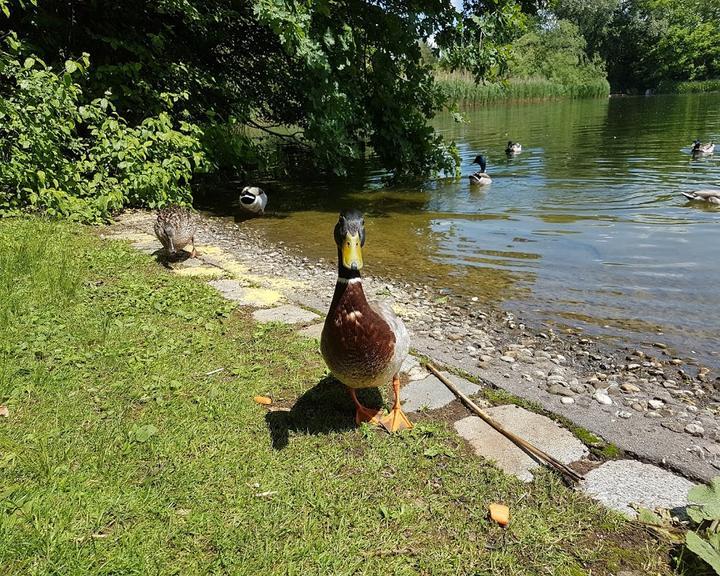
[320,210,412,432]
[154,206,197,258]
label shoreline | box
[110,209,720,482]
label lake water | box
[209,93,720,368]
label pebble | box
[685,423,705,437]
[620,383,641,393]
[500,355,516,363]
[561,397,575,405]
[631,403,645,412]
[616,411,632,419]
[626,363,641,371]
[593,390,613,405]
[648,399,665,410]
[548,384,575,397]
[661,421,685,433]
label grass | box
[435,71,610,105]
[0,217,677,575]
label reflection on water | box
[203,93,720,368]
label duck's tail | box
[681,191,698,201]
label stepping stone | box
[252,304,319,325]
[401,373,480,412]
[298,323,324,340]
[400,355,428,381]
[207,279,282,307]
[455,405,589,482]
[582,460,696,518]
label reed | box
[435,71,610,104]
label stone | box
[582,460,696,517]
[685,423,705,437]
[620,383,641,393]
[616,411,632,419]
[454,405,588,482]
[561,397,575,405]
[500,355,516,363]
[252,304,319,325]
[401,373,480,412]
[593,390,613,405]
[548,384,575,397]
[648,399,665,410]
[297,323,324,340]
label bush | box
[0,36,208,222]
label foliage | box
[8,0,525,178]
[0,37,207,221]
[0,217,674,574]
[509,20,607,87]
[549,0,720,91]
[657,79,720,95]
[686,478,720,574]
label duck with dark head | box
[320,209,413,432]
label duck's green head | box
[334,209,365,274]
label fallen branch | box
[424,362,584,484]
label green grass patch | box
[436,72,610,105]
[0,218,670,574]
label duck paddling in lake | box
[469,155,492,186]
[505,141,522,155]
[239,186,268,215]
[681,190,720,205]
[320,210,412,432]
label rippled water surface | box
[208,94,720,368]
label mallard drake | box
[239,186,267,215]
[469,155,492,185]
[692,140,715,156]
[154,206,197,258]
[681,190,720,205]
[505,141,522,155]
[320,210,412,432]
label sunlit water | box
[203,94,720,368]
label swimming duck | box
[469,155,492,185]
[692,140,715,156]
[320,210,412,432]
[505,141,522,155]
[681,190,720,205]
[154,206,197,258]
[239,186,268,215]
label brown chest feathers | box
[320,280,396,389]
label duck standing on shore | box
[692,140,715,157]
[320,210,413,432]
[239,186,268,215]
[469,155,492,185]
[681,190,720,205]
[505,141,522,155]
[154,206,197,258]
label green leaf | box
[23,57,35,69]
[686,530,720,573]
[689,478,720,520]
[132,424,158,443]
[65,60,78,74]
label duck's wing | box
[369,300,409,366]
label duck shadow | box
[153,249,193,268]
[265,376,384,449]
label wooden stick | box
[424,362,584,483]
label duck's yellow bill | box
[342,233,363,270]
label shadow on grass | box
[265,376,383,449]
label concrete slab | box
[454,405,589,482]
[582,460,696,517]
[298,323,324,340]
[252,304,319,325]
[401,373,480,412]
[208,279,282,307]
[400,355,428,381]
